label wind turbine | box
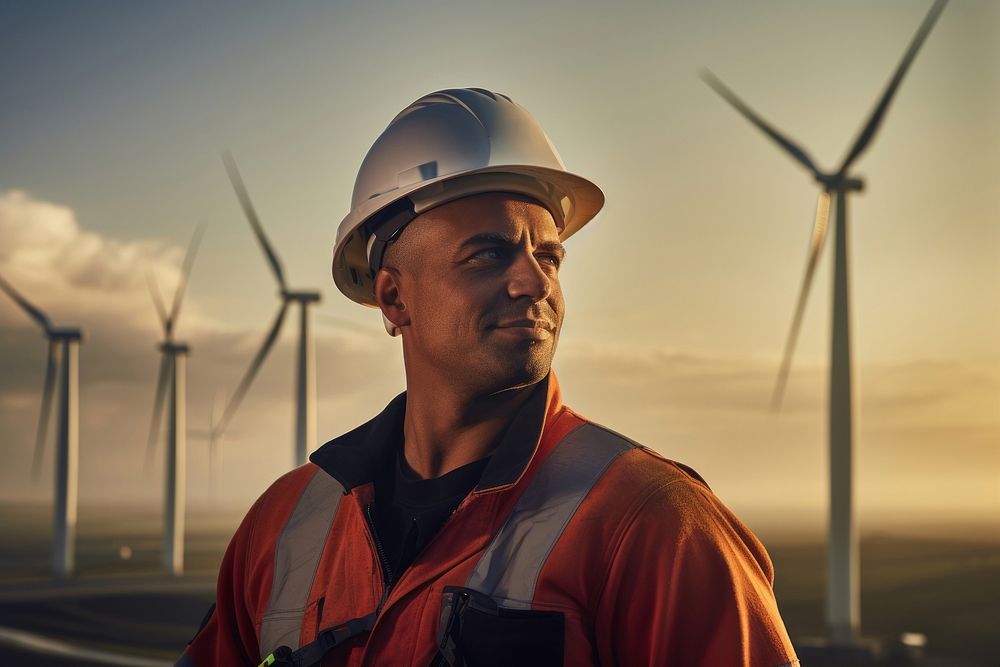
[218,152,321,468]
[187,389,229,502]
[146,224,205,576]
[701,0,948,647]
[0,274,82,579]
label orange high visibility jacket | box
[178,372,799,666]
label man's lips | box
[491,319,556,340]
[493,318,556,332]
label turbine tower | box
[0,274,82,580]
[219,152,321,468]
[701,0,948,647]
[146,224,205,576]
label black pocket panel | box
[455,605,565,666]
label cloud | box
[0,189,197,333]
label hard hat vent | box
[467,87,498,101]
[397,161,439,189]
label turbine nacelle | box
[158,341,190,355]
[47,328,84,342]
[282,290,322,304]
[816,174,865,193]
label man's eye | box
[470,248,505,261]
[538,254,562,268]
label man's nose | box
[506,252,552,302]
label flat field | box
[770,532,1000,666]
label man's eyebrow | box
[457,232,518,251]
[457,233,566,256]
[536,240,566,257]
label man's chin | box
[481,351,553,395]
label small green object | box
[258,654,276,667]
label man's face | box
[380,192,566,395]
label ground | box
[0,505,996,666]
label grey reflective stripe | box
[259,470,345,661]
[465,422,635,608]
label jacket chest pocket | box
[438,587,565,667]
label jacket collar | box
[309,372,561,493]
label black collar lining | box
[309,375,549,492]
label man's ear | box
[374,267,410,335]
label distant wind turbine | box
[205,390,223,499]
[0,274,82,580]
[218,152,321,468]
[146,223,205,576]
[187,389,232,501]
[701,0,948,646]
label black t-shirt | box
[372,446,490,589]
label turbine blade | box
[145,355,170,474]
[0,272,52,333]
[32,340,59,479]
[146,271,168,331]
[700,69,823,179]
[838,0,949,173]
[772,192,832,411]
[209,437,218,499]
[222,151,287,291]
[208,390,220,499]
[211,389,222,429]
[168,222,207,330]
[215,302,289,437]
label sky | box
[0,0,996,539]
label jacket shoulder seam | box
[565,414,644,452]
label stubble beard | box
[473,334,558,397]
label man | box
[178,88,798,666]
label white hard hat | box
[332,87,605,314]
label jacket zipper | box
[361,498,474,666]
[364,502,394,615]
[366,491,475,601]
